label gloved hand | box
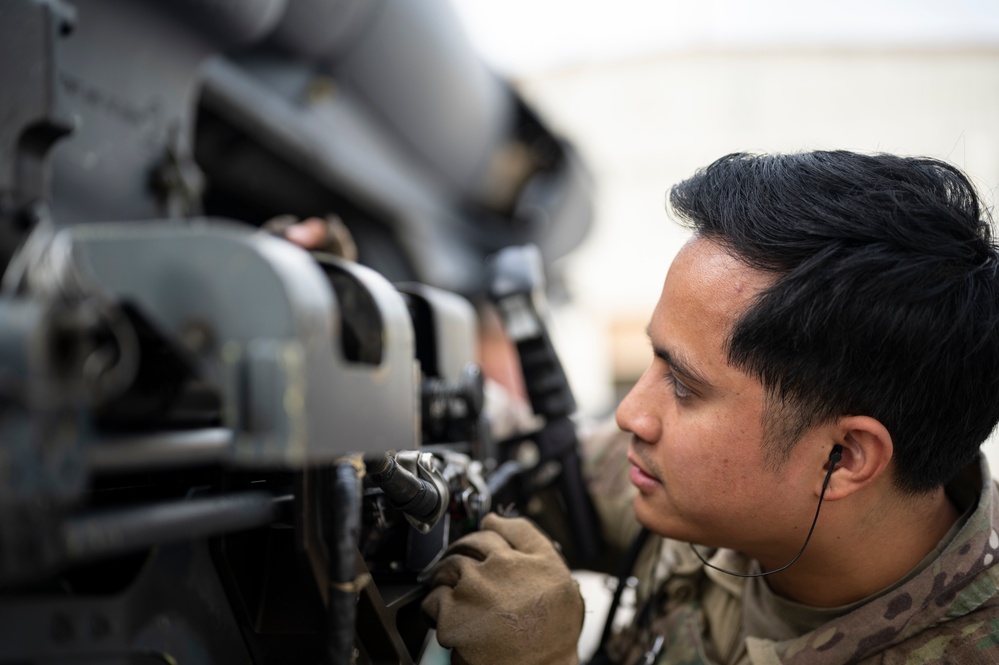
[422,513,584,665]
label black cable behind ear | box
[690,444,845,578]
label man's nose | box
[615,370,661,444]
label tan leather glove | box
[421,513,584,665]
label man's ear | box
[817,415,893,501]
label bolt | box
[179,321,214,355]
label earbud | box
[829,444,843,466]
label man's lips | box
[627,452,662,491]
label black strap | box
[587,527,653,664]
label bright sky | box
[451,0,999,76]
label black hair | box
[669,151,999,493]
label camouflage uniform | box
[587,443,999,665]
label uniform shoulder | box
[883,603,999,665]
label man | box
[421,151,999,664]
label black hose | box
[485,459,525,496]
[366,454,441,522]
[63,491,278,562]
[326,458,363,665]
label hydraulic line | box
[366,453,442,523]
[325,457,364,665]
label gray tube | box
[63,491,278,562]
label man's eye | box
[665,372,692,400]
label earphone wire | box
[689,446,842,578]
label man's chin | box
[631,495,703,543]
[632,495,670,535]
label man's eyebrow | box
[645,325,713,387]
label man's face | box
[615,237,817,554]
